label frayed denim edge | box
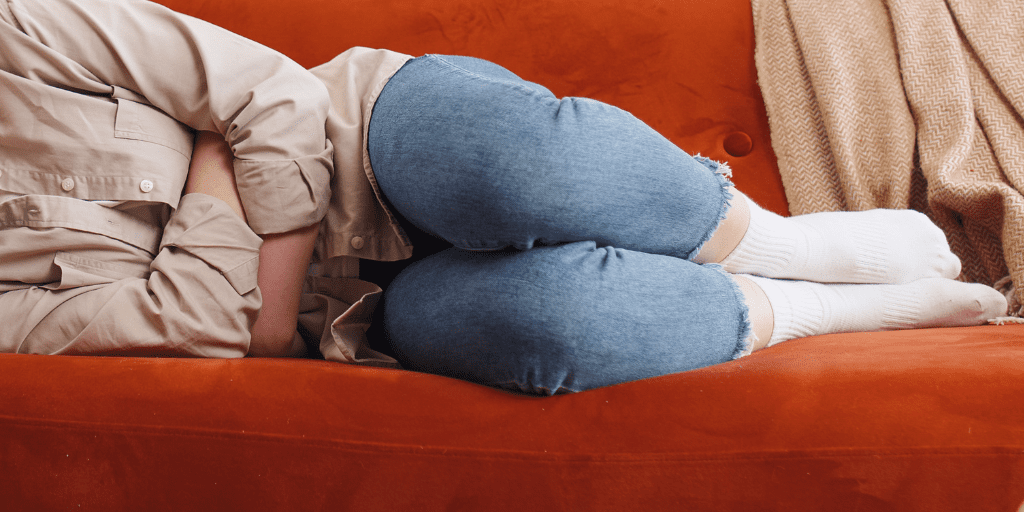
[704,262,755,361]
[684,155,736,261]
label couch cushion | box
[5,0,1020,510]
[158,0,789,215]
[2,324,1023,510]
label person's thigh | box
[381,242,749,394]
[368,54,732,260]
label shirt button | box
[350,236,365,250]
[61,178,75,192]
[139,179,154,193]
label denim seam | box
[685,156,736,261]
[426,54,553,101]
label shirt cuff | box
[161,193,263,295]
[233,143,333,235]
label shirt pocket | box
[113,98,195,158]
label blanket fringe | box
[987,275,1022,323]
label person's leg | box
[698,188,1002,348]
[743,274,1007,347]
[382,242,751,394]
[694,187,750,265]
[695,188,993,349]
[706,191,963,284]
[367,55,999,376]
[368,55,732,260]
[369,55,962,287]
[368,56,770,387]
[382,244,1005,393]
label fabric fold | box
[752,0,1024,315]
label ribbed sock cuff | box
[747,276,824,346]
[721,198,796,277]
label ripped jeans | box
[368,55,750,394]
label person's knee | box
[383,294,586,394]
[381,248,597,393]
[382,243,749,393]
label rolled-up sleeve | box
[4,0,333,234]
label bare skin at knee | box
[693,187,750,265]
[732,275,774,352]
[186,131,317,357]
[690,186,1000,353]
[686,187,773,349]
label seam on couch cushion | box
[4,414,1024,463]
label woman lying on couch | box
[0,0,1007,394]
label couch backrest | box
[157,0,789,215]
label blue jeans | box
[368,55,750,394]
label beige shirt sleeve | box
[0,1,13,25]
[1,0,334,234]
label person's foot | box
[721,195,961,284]
[743,276,1008,346]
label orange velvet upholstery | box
[165,0,790,215]
[2,0,1024,510]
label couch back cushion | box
[157,0,788,215]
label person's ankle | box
[732,274,774,351]
[693,187,751,264]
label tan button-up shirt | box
[310,48,414,262]
[1,0,413,259]
[0,0,337,234]
[1,0,414,364]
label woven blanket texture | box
[752,0,1024,315]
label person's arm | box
[2,0,334,235]
[2,0,334,355]
[188,131,318,357]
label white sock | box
[721,196,961,283]
[744,276,1008,346]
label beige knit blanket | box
[752,0,1024,316]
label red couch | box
[3,0,1024,510]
